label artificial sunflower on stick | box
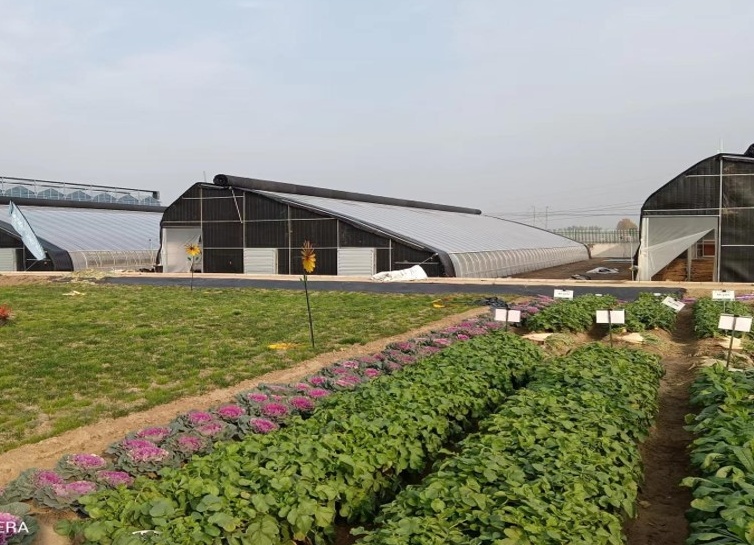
[185,243,201,291]
[301,241,316,348]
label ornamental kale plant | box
[55,454,109,480]
[0,502,38,545]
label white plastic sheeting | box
[371,265,428,282]
[257,191,588,278]
[637,216,717,280]
[162,227,202,273]
[0,205,161,271]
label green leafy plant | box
[683,365,754,544]
[525,294,618,332]
[624,293,678,332]
[355,344,663,545]
[692,297,753,339]
[56,332,543,544]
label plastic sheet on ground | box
[371,265,428,282]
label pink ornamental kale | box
[175,435,206,453]
[308,376,327,386]
[67,453,107,471]
[216,404,245,419]
[307,388,330,398]
[260,402,289,419]
[136,426,172,443]
[289,396,315,412]
[246,392,269,403]
[456,334,470,341]
[196,421,225,437]
[249,418,278,434]
[186,411,213,425]
[126,444,170,464]
[95,470,134,487]
[364,368,382,378]
[34,470,65,487]
[293,382,311,391]
[0,512,23,542]
[52,480,98,500]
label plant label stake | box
[718,314,753,368]
[554,289,574,300]
[661,296,685,313]
[492,306,521,332]
[712,289,735,314]
[596,309,625,347]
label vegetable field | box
[4,287,754,545]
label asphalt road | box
[103,276,684,301]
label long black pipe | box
[213,174,481,215]
[0,196,165,213]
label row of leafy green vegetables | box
[512,293,679,333]
[691,297,754,339]
[57,330,662,545]
[685,365,754,545]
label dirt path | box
[624,310,697,545]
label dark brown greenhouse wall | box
[390,244,442,276]
[203,249,243,273]
[339,222,390,247]
[0,230,22,248]
[245,193,287,220]
[245,220,288,248]
[204,222,243,248]
[162,196,200,222]
[719,247,754,283]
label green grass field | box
[0,282,476,453]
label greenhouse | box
[0,177,164,271]
[159,174,588,277]
[637,144,754,282]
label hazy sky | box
[2,0,753,228]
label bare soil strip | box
[625,309,696,545]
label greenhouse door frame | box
[638,215,719,281]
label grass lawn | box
[0,283,477,453]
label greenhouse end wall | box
[640,153,754,282]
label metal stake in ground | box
[726,315,738,369]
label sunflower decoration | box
[185,243,201,258]
[185,242,202,291]
[301,241,316,348]
[301,241,316,274]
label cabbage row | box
[356,344,663,545]
[684,365,754,545]
[58,331,543,545]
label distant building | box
[637,145,754,282]
[159,174,588,277]
[0,177,163,271]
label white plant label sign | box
[493,308,522,323]
[712,290,735,301]
[718,314,753,332]
[595,310,626,324]
[662,297,685,312]
[554,289,574,299]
